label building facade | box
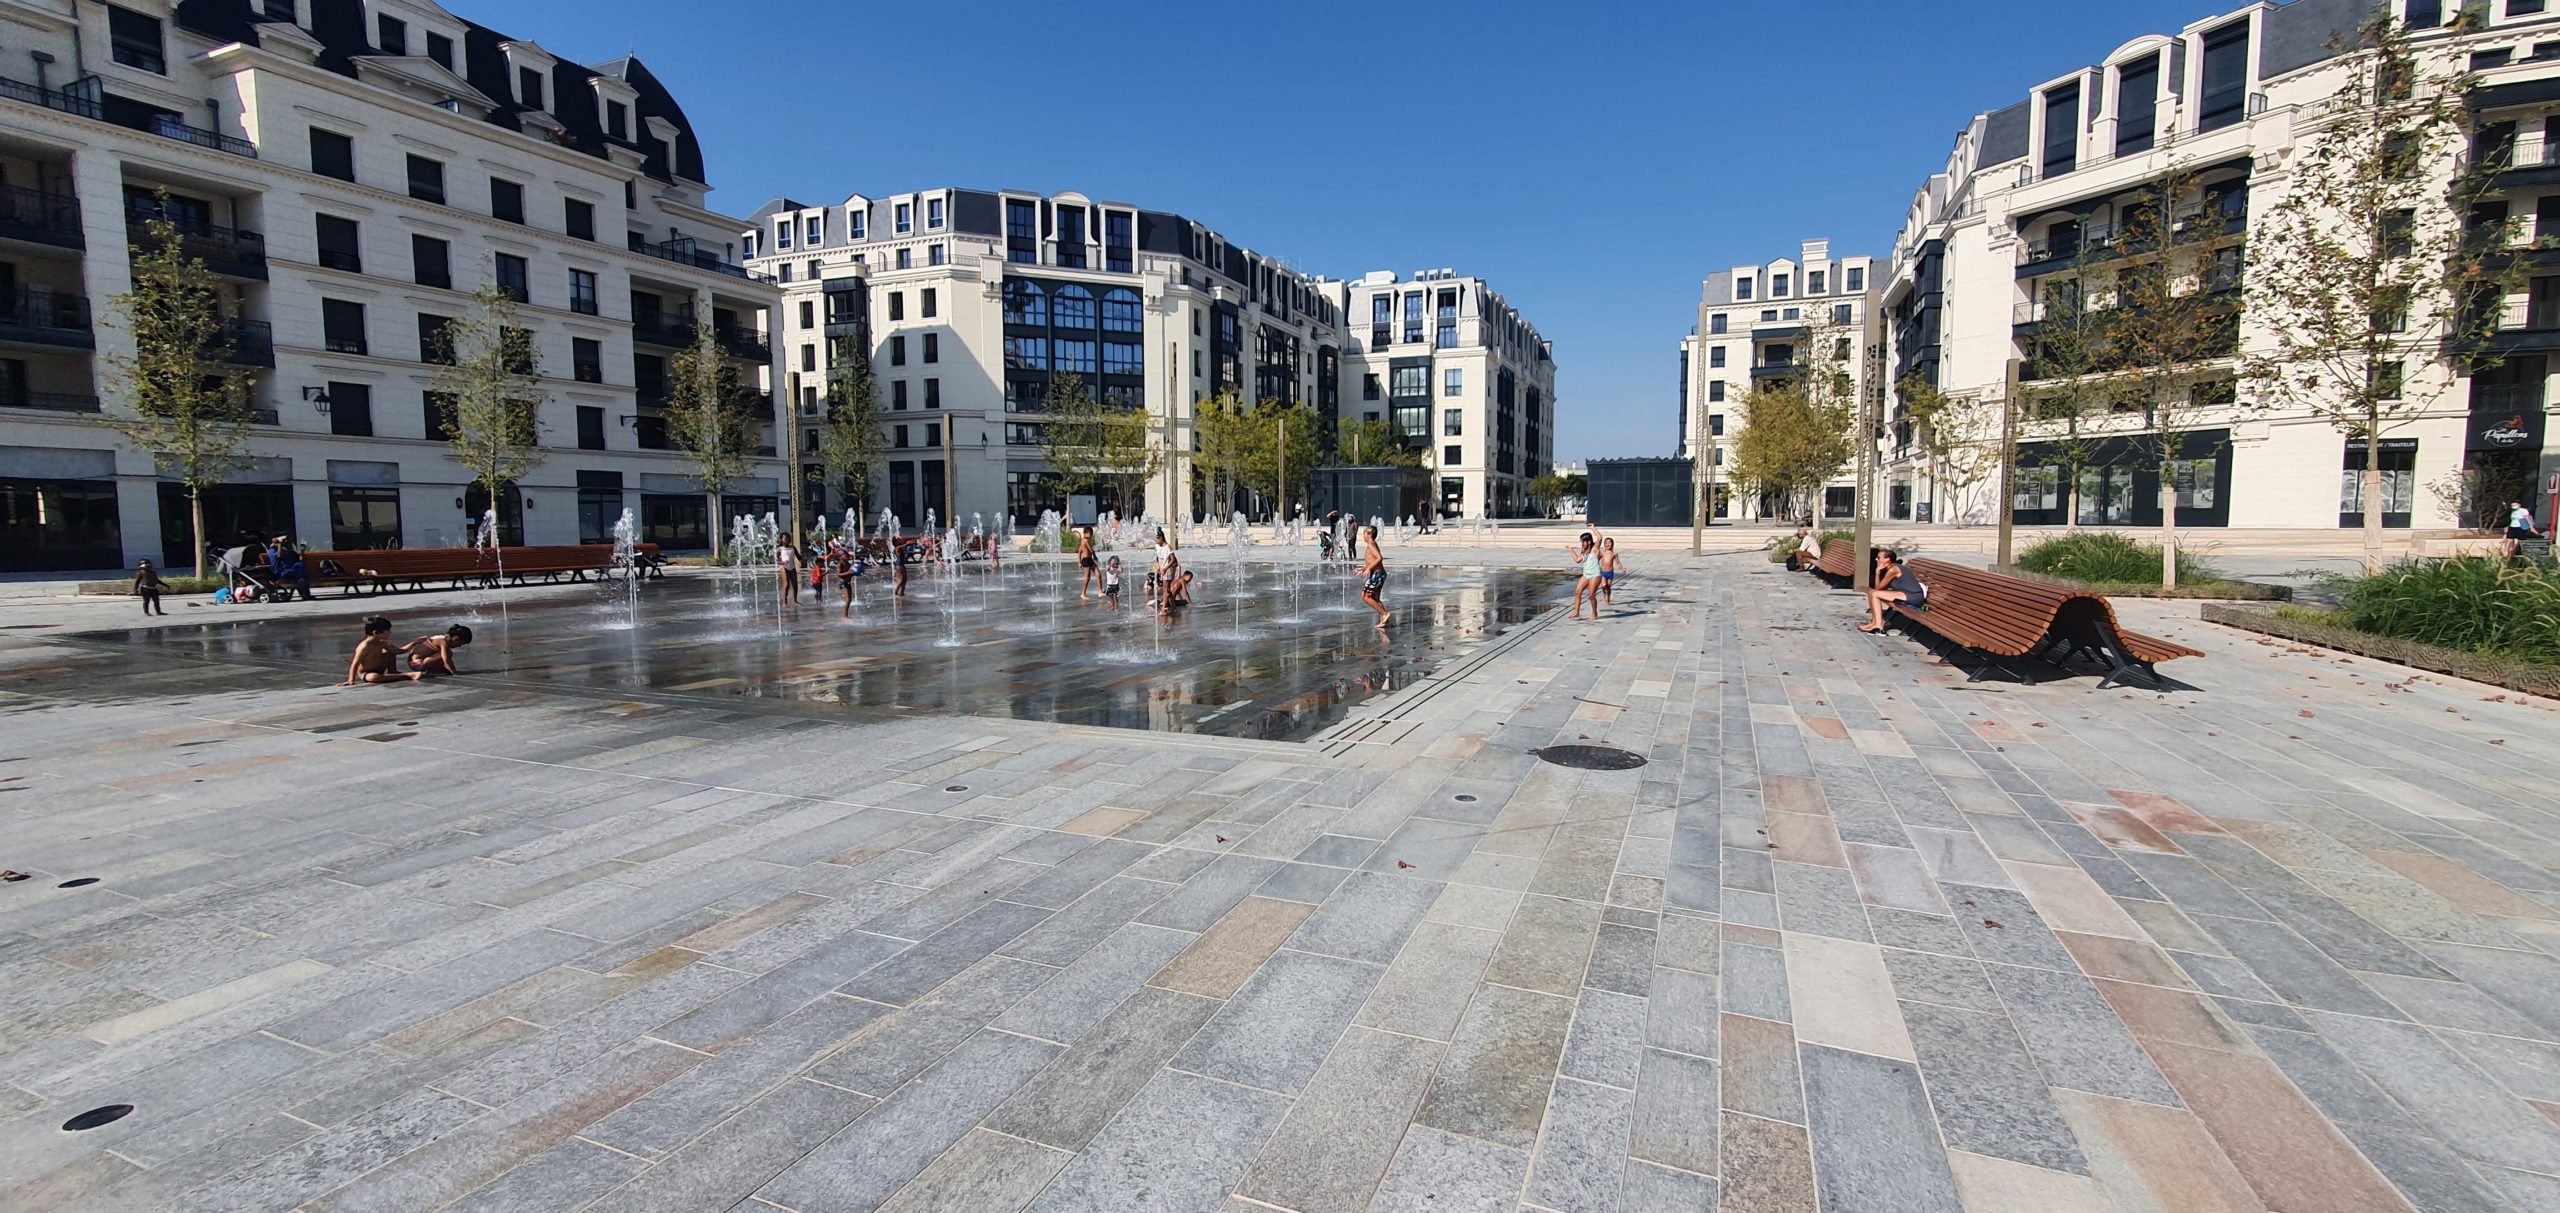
[1329,270,1555,518]
[744,189,1356,529]
[1679,239,1885,522]
[0,0,780,571]
[1881,0,2560,532]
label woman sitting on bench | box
[1857,549,1927,634]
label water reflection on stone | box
[104,563,1571,741]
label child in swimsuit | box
[341,615,408,685]
[1571,526,1604,620]
[1102,556,1124,606]
[402,624,471,678]
[1360,525,1391,629]
[1599,538,1625,608]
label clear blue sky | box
[504,0,2218,463]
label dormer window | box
[606,101,628,140]
[426,32,453,69]
[377,14,407,55]
[1773,273,1792,298]
[262,0,297,22]
[927,198,945,229]
[805,215,823,244]
[519,68,545,111]
[775,219,793,250]
[1736,276,1755,301]
[849,209,866,239]
[895,202,912,234]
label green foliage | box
[1768,529,1854,563]
[816,352,887,511]
[107,202,260,578]
[1334,418,1420,468]
[432,281,548,522]
[2339,557,2560,660]
[1036,372,1159,505]
[1730,377,1853,522]
[2016,531,2217,585]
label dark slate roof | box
[172,0,706,184]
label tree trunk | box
[708,490,724,558]
[2362,440,2385,575]
[191,487,207,580]
[2161,464,2181,589]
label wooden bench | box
[1881,558,2202,690]
[1789,538,1864,582]
[304,544,659,595]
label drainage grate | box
[62,1105,132,1131]
[57,877,99,889]
[1530,744,1648,771]
[944,785,969,793]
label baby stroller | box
[215,545,295,603]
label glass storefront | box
[1,478,121,571]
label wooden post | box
[1996,357,2020,571]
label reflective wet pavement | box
[80,562,1572,741]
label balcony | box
[715,325,770,361]
[0,185,83,251]
[1,391,100,414]
[745,393,775,421]
[1750,362,1799,381]
[126,213,268,281]
[217,318,274,367]
[2484,139,2560,191]
[630,313,697,349]
[119,112,257,159]
[632,236,748,280]
[0,287,94,349]
[0,73,103,121]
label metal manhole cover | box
[1530,744,1648,770]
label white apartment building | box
[1679,240,1885,521]
[743,189,1345,528]
[1883,0,2558,533]
[1329,270,1555,518]
[0,0,781,571]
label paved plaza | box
[4,548,2560,1212]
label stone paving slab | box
[3,552,2560,1210]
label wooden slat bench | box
[1881,558,2202,690]
[1790,538,1864,582]
[305,544,660,595]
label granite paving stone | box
[1236,1026,1443,1213]
[6,549,2556,1212]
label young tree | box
[1732,320,1858,523]
[105,209,258,578]
[2248,15,2530,570]
[1335,417,1421,467]
[2107,158,2254,586]
[1897,376,2004,524]
[1242,399,1322,519]
[1195,389,1255,516]
[1037,372,1159,515]
[815,349,887,523]
[665,324,751,554]
[2013,266,2120,528]
[429,282,547,550]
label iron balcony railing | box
[631,313,696,347]
[132,113,257,159]
[3,391,101,414]
[715,325,770,361]
[218,318,274,367]
[125,211,268,278]
[0,73,103,120]
[632,237,748,279]
[0,285,94,345]
[0,184,83,249]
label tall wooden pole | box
[1996,357,2020,570]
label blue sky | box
[502,0,2221,462]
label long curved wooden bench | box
[304,544,660,595]
[1884,558,2201,690]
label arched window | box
[1053,285,1095,329]
[1004,280,1046,326]
[1101,288,1143,333]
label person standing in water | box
[1076,525,1098,599]
[1598,536,1627,609]
[775,537,800,605]
[1360,524,1391,628]
[1569,526,1604,621]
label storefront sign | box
[2469,407,2547,452]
